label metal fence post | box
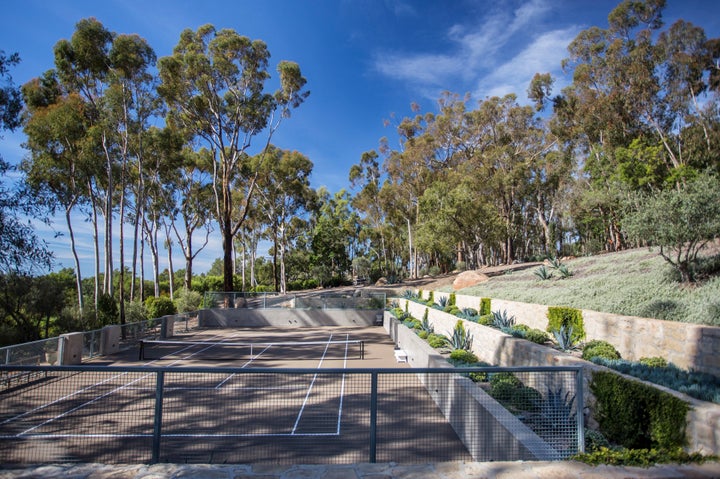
[369,372,378,463]
[575,368,585,453]
[152,371,165,463]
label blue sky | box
[2,0,720,278]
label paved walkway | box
[2,462,720,478]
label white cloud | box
[372,0,576,103]
[475,26,580,102]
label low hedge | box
[590,370,689,450]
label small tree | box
[623,173,720,283]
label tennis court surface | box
[0,326,473,464]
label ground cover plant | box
[449,247,720,325]
[591,357,720,404]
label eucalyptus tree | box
[0,51,53,277]
[158,25,309,292]
[310,188,357,286]
[52,18,117,301]
[254,146,314,293]
[380,111,438,277]
[349,150,390,276]
[554,0,720,250]
[169,148,214,291]
[21,73,87,308]
[105,32,158,321]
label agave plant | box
[492,309,516,329]
[553,324,578,351]
[445,320,473,351]
[535,388,577,433]
[437,296,448,308]
[548,257,563,269]
[420,315,435,334]
[534,266,554,280]
[558,264,573,279]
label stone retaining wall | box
[415,292,720,378]
[398,297,720,455]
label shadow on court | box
[0,326,472,464]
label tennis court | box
[0,326,473,464]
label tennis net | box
[138,339,365,361]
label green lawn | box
[445,247,720,326]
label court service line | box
[213,344,274,389]
[290,334,334,434]
[8,331,245,435]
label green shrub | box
[449,349,478,364]
[448,292,456,307]
[525,328,550,344]
[427,291,434,305]
[174,288,203,313]
[417,330,429,339]
[479,297,491,316]
[478,314,494,326]
[145,296,177,319]
[427,333,447,349]
[590,370,689,449]
[124,301,147,324]
[489,372,523,402]
[584,429,610,452]
[546,306,585,343]
[97,293,118,325]
[573,447,713,467]
[640,356,668,368]
[582,340,621,361]
[445,306,461,316]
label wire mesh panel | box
[0,365,582,465]
[374,372,474,463]
[0,338,60,366]
[416,368,582,460]
[158,370,373,464]
[0,368,156,463]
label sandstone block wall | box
[413,292,720,377]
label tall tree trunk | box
[65,204,84,313]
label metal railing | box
[203,291,386,310]
[0,314,200,366]
[0,365,582,465]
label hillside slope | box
[390,247,720,326]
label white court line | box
[7,331,243,436]
[336,334,350,434]
[0,346,196,429]
[290,334,333,434]
[213,344,273,389]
